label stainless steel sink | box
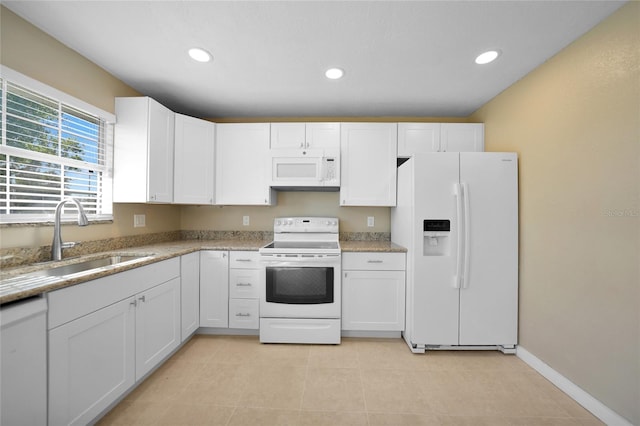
[25,254,153,278]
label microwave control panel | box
[324,157,337,181]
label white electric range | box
[259,217,341,344]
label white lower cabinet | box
[228,251,260,329]
[342,252,406,331]
[199,251,229,328]
[229,298,259,329]
[49,298,135,426]
[135,278,181,380]
[180,252,200,340]
[47,258,181,426]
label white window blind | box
[0,70,114,223]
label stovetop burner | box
[262,241,340,250]
[260,217,340,255]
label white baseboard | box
[196,327,259,336]
[341,330,402,338]
[516,346,632,426]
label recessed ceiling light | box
[188,48,212,63]
[475,50,500,65]
[325,68,344,80]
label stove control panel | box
[274,217,339,233]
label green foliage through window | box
[0,77,111,220]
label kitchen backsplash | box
[0,231,181,269]
[0,230,389,269]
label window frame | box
[0,66,116,224]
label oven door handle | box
[262,261,338,268]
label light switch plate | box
[367,216,375,227]
[243,216,250,226]
[134,214,146,228]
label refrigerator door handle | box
[462,182,471,289]
[453,183,463,289]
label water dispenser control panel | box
[423,220,450,234]
[423,220,450,256]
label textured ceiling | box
[4,1,625,118]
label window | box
[0,67,115,223]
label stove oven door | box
[259,256,341,319]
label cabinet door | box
[200,251,229,328]
[180,252,200,341]
[49,298,135,426]
[397,123,440,156]
[440,123,484,152]
[147,98,175,202]
[135,278,181,380]
[215,123,273,205]
[342,270,405,331]
[340,123,397,206]
[270,122,305,149]
[306,122,340,149]
[174,114,215,204]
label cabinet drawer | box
[48,258,180,330]
[342,252,405,271]
[229,269,260,298]
[228,299,259,329]
[229,251,261,269]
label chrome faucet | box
[51,198,89,261]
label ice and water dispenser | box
[423,220,450,256]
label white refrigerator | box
[392,152,518,353]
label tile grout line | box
[356,342,372,426]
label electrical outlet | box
[367,216,375,227]
[134,214,146,228]
[243,215,250,226]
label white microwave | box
[270,149,340,188]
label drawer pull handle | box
[236,259,252,262]
[138,295,146,303]
[236,283,252,287]
[367,260,383,263]
[236,313,251,317]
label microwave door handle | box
[319,158,326,183]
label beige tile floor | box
[98,335,603,426]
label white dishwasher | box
[0,296,47,426]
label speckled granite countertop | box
[340,240,406,253]
[0,239,405,305]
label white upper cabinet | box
[270,122,340,150]
[340,123,397,206]
[397,123,440,155]
[114,97,175,203]
[215,123,274,205]
[398,123,484,156]
[440,123,484,152]
[174,114,215,205]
